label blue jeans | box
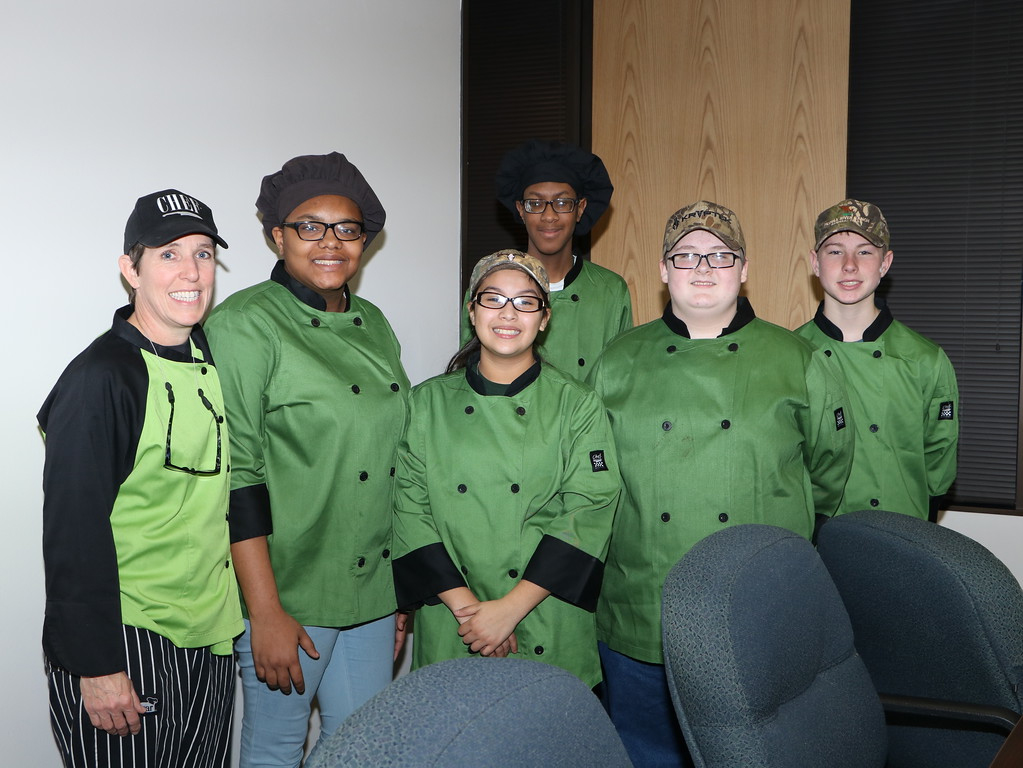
[236,616,394,768]
[599,642,693,768]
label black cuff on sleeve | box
[522,535,605,612]
[229,484,273,543]
[43,600,126,677]
[393,543,467,611]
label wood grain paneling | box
[592,0,849,329]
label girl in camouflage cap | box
[391,249,622,687]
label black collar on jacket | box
[113,304,209,363]
[811,295,893,342]
[661,296,757,339]
[271,259,351,312]
[561,255,585,289]
[464,351,542,396]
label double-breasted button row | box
[353,550,389,568]
[455,482,522,494]
[660,511,728,523]
[461,405,526,415]
[309,315,364,327]
[662,419,732,430]
[350,383,402,394]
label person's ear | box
[880,249,894,277]
[739,257,749,284]
[272,227,286,255]
[118,253,140,289]
[575,197,588,223]
[809,249,821,277]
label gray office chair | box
[304,656,633,767]
[661,524,887,768]
[816,510,1023,768]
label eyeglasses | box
[474,291,546,313]
[666,252,743,269]
[164,382,222,476]
[281,220,365,241]
[520,198,579,214]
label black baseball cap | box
[123,189,228,254]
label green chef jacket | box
[461,257,632,380]
[795,300,958,519]
[205,261,410,628]
[392,359,621,686]
[589,299,853,664]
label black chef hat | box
[256,152,386,248]
[495,140,614,236]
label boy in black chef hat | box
[461,140,632,380]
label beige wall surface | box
[592,0,850,329]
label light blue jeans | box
[236,615,395,768]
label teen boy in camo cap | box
[797,199,958,520]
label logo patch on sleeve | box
[834,407,846,431]
[939,401,954,421]
[590,450,609,472]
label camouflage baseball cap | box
[469,249,550,298]
[663,201,745,256]
[814,199,890,251]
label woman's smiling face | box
[273,194,365,308]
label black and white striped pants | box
[48,625,235,768]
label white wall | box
[940,510,1023,584]
[1,1,460,764]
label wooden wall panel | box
[591,0,850,329]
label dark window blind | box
[461,1,592,295]
[847,0,1023,511]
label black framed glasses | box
[163,382,222,476]
[520,198,579,214]
[281,220,365,241]
[666,252,743,269]
[474,291,546,313]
